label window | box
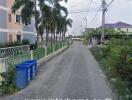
[8,14,11,22]
[16,35,21,41]
[16,15,21,23]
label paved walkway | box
[1,42,116,100]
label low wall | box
[37,46,68,67]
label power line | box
[88,11,100,25]
[86,0,93,14]
[87,6,102,25]
[69,0,93,15]
[68,8,98,14]
[107,0,115,9]
[69,10,93,14]
[84,0,93,28]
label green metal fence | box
[0,45,30,66]
[33,40,69,60]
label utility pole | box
[101,0,107,43]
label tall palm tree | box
[40,0,68,46]
[12,0,52,47]
[62,18,73,43]
[52,0,68,38]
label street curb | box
[37,46,68,67]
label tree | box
[12,0,72,48]
[63,18,73,40]
[41,0,69,46]
[12,0,52,47]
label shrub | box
[22,39,30,45]
[91,38,132,99]
[0,40,30,48]
[34,47,45,60]
[0,65,18,95]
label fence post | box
[45,46,47,56]
[0,58,7,73]
[0,58,7,84]
[53,45,55,53]
[30,50,34,60]
[62,41,64,47]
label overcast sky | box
[61,0,132,36]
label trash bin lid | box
[24,60,37,65]
[24,60,37,63]
[16,63,32,69]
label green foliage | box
[82,32,90,45]
[0,40,31,48]
[34,48,45,60]
[22,39,30,45]
[47,46,53,55]
[0,65,18,95]
[34,42,68,60]
[91,38,132,99]
[12,0,72,48]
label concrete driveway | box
[1,41,116,100]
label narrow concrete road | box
[1,42,116,100]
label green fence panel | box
[34,48,45,60]
[47,46,53,55]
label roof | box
[99,22,132,29]
[85,28,95,32]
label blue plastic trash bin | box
[15,63,32,89]
[24,60,37,79]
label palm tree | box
[52,0,68,44]
[12,0,71,50]
[38,24,44,47]
[12,0,53,47]
[62,18,73,43]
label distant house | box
[99,22,132,33]
[85,28,95,33]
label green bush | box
[47,46,53,55]
[0,65,18,95]
[0,40,30,48]
[34,47,45,60]
[22,39,30,45]
[91,38,132,99]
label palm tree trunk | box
[41,35,43,47]
[35,0,39,47]
[62,32,63,42]
[54,32,56,44]
[59,29,62,43]
[64,32,66,40]
[46,28,49,46]
[51,33,53,47]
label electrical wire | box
[68,0,93,15]
[69,10,95,14]
[88,11,100,25]
[107,0,115,8]
[86,0,93,15]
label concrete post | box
[62,42,64,47]
[0,58,7,73]
[30,50,34,60]
[45,46,47,56]
[0,57,7,84]
[53,45,55,53]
